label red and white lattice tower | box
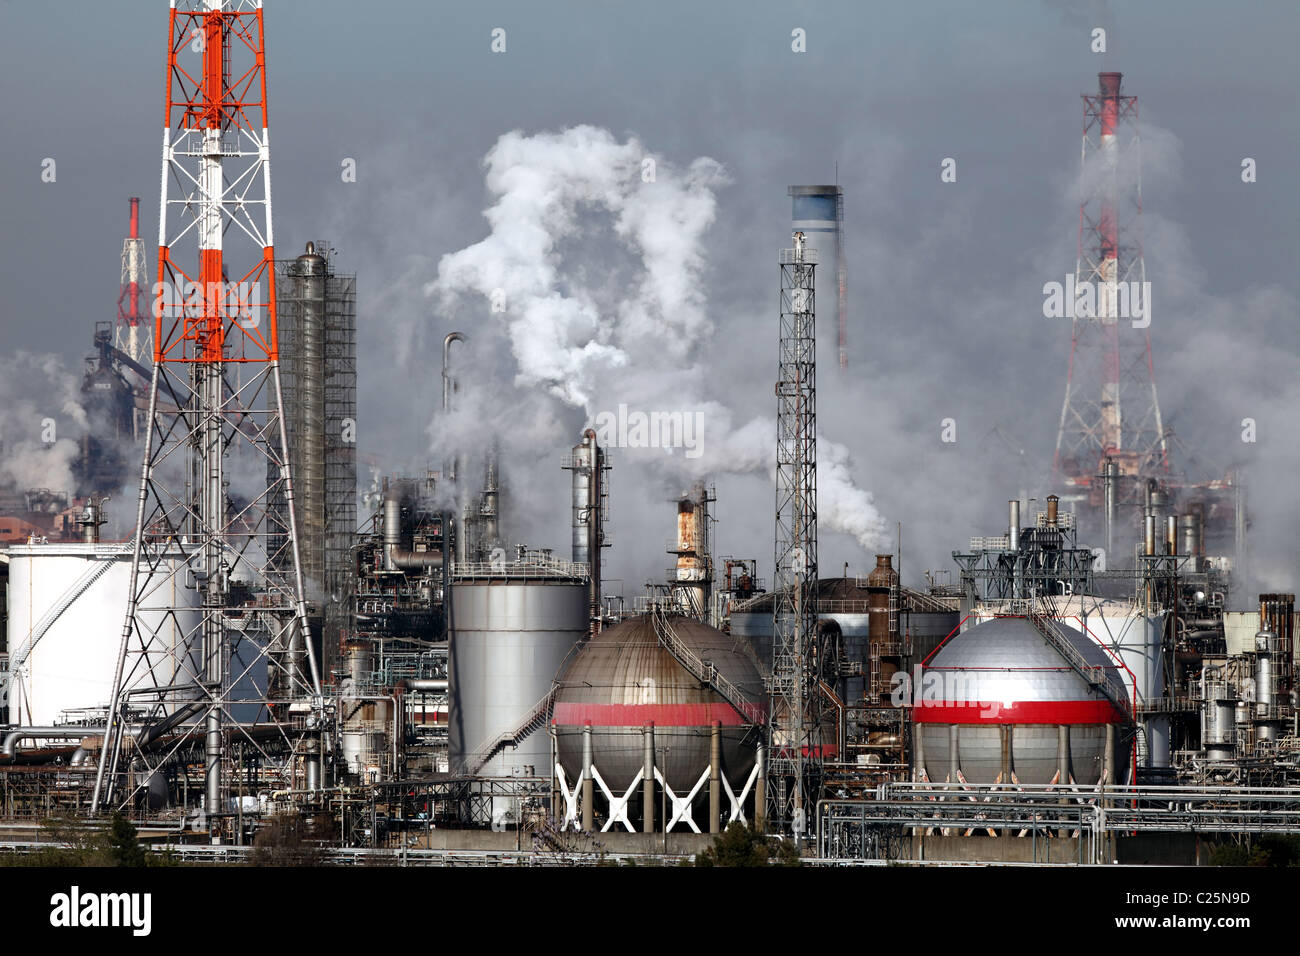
[116,197,151,365]
[1054,72,1168,488]
[92,1,318,842]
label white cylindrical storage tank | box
[6,542,202,726]
[449,559,588,795]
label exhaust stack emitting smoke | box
[427,126,889,553]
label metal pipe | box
[581,722,594,832]
[408,679,448,693]
[442,333,467,415]
[5,727,107,759]
[384,489,443,572]
[1057,725,1070,784]
[754,743,766,830]
[1103,723,1115,784]
[1046,494,1059,527]
[1166,514,1178,555]
[1144,514,1156,556]
[913,722,926,782]
[642,722,655,833]
[1103,458,1118,559]
[1000,725,1012,782]
[949,724,960,782]
[709,720,721,834]
[5,718,200,760]
[1009,499,1022,598]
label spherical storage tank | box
[913,616,1128,785]
[553,614,766,796]
[6,542,201,726]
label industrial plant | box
[0,2,1295,873]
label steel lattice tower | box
[92,0,319,842]
[1054,72,1168,487]
[769,232,821,836]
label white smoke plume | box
[0,352,87,495]
[426,125,889,552]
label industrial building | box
[0,2,1294,872]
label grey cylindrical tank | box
[823,611,870,702]
[1202,692,1237,762]
[449,572,588,780]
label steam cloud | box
[0,352,87,495]
[426,126,888,552]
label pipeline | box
[384,491,444,572]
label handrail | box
[1026,610,1133,721]
[458,689,556,777]
[650,604,764,725]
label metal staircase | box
[2,552,122,703]
[459,688,556,777]
[650,604,763,725]
[1026,609,1133,722]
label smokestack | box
[1102,458,1119,559]
[1166,515,1178,555]
[442,332,467,484]
[479,443,500,558]
[1046,494,1059,527]
[1008,499,1021,551]
[789,184,846,369]
[563,428,605,635]
[1144,514,1156,556]
[673,483,712,620]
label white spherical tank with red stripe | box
[912,616,1129,785]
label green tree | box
[695,821,801,867]
[108,813,148,867]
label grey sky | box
[2,0,1297,597]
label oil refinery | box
[0,1,1296,886]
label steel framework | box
[1054,72,1167,485]
[92,0,320,843]
[817,783,1300,863]
[769,233,821,836]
